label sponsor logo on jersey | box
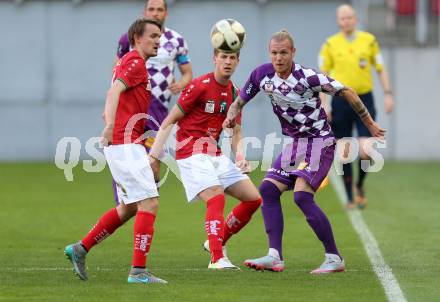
[246,83,253,95]
[264,80,274,92]
[219,101,227,114]
[205,100,215,113]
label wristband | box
[149,153,160,161]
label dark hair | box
[128,17,162,47]
[213,48,240,58]
[144,0,168,11]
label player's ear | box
[292,47,296,57]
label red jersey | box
[112,49,150,145]
[176,72,241,160]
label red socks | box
[82,208,123,251]
[132,211,156,268]
[223,199,262,244]
[205,194,226,263]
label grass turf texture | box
[0,162,439,301]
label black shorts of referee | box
[331,92,376,138]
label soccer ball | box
[210,19,246,53]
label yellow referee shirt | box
[318,31,384,95]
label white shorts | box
[176,154,248,202]
[104,144,158,205]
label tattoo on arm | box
[227,97,246,120]
[342,88,371,120]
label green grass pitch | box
[0,161,439,301]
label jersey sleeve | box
[116,57,146,89]
[176,36,190,65]
[116,33,130,59]
[370,37,384,72]
[239,67,261,103]
[305,68,344,96]
[177,81,203,114]
[318,41,333,74]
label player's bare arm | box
[231,124,250,173]
[149,105,185,179]
[318,71,332,120]
[377,69,394,114]
[339,87,385,139]
[223,96,246,129]
[169,63,193,94]
[150,103,185,153]
[100,80,126,146]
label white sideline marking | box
[329,170,407,302]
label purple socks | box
[259,181,340,258]
[294,191,340,256]
[259,181,284,260]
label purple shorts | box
[265,136,335,191]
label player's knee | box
[293,191,314,207]
[206,194,225,212]
[240,198,262,211]
[259,181,281,205]
[137,197,159,213]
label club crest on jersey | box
[279,82,292,96]
[205,100,215,113]
[264,80,274,92]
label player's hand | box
[222,118,236,129]
[367,121,386,140]
[100,125,114,147]
[236,159,251,174]
[384,94,394,114]
[169,82,183,95]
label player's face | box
[269,39,295,78]
[143,0,168,26]
[337,9,357,34]
[138,23,161,58]
[214,52,239,78]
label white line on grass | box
[329,169,407,302]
